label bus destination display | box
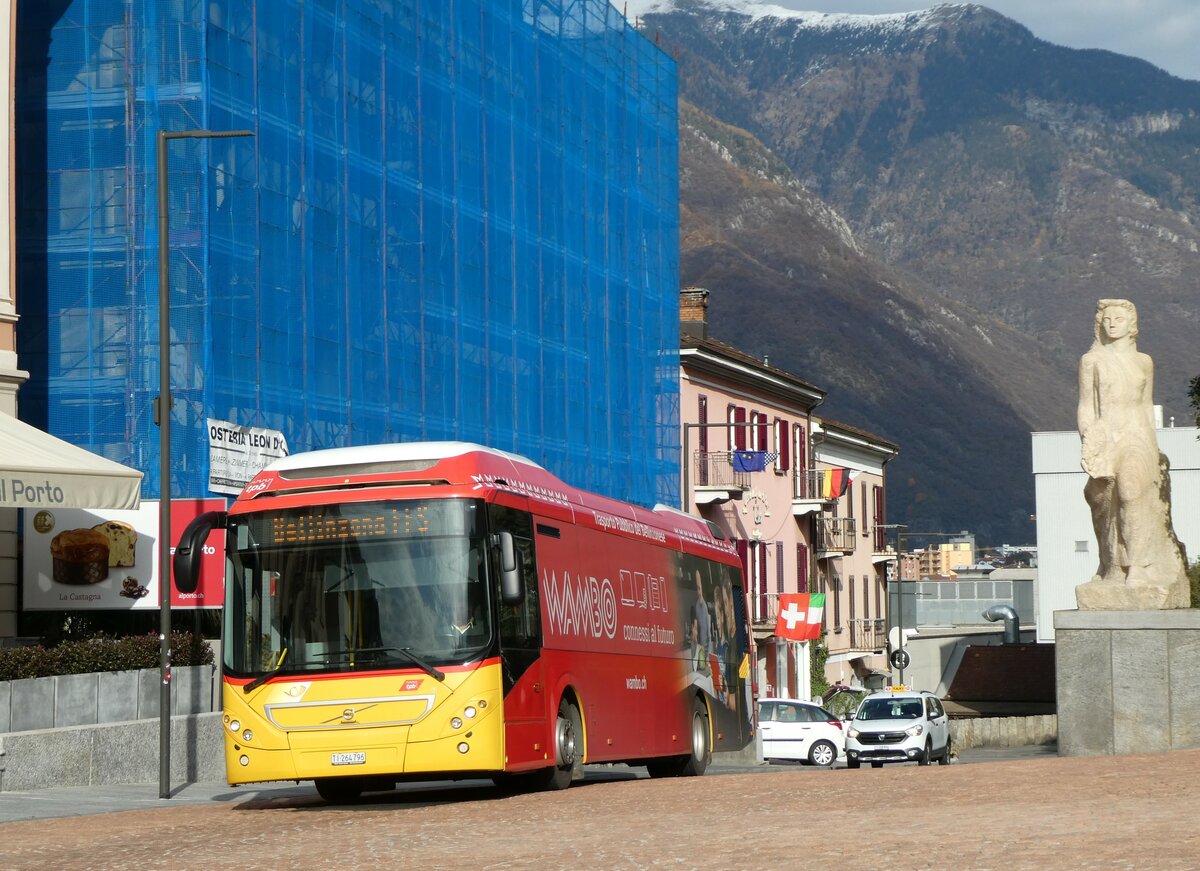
[270,503,438,545]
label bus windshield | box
[223,498,492,680]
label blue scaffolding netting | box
[16,0,681,510]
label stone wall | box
[0,712,224,791]
[950,715,1057,750]
[0,665,218,733]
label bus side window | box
[729,580,750,657]
[489,505,540,650]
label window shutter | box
[757,542,769,621]
[732,405,747,451]
[776,543,784,593]
[860,481,866,534]
[793,423,807,496]
[873,485,885,551]
[833,574,842,630]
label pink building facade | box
[680,291,897,700]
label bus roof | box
[264,441,542,475]
[236,441,737,559]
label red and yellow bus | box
[175,442,753,801]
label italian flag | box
[774,593,825,642]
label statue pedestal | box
[1055,609,1200,756]
[1075,579,1190,610]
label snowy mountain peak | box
[624,1,996,32]
[624,1,1017,37]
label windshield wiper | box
[244,647,288,694]
[319,646,445,682]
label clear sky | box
[626,2,1200,82]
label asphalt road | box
[0,742,1056,824]
[3,743,1198,870]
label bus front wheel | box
[646,696,710,778]
[315,777,364,803]
[504,697,583,792]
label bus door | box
[489,504,545,769]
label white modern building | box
[1031,424,1200,641]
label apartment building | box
[916,540,975,578]
[680,289,898,700]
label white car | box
[757,698,845,767]
[844,687,951,768]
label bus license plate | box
[331,752,366,766]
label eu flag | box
[733,451,772,472]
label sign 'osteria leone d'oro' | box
[207,418,289,496]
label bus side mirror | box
[173,511,227,594]
[496,531,524,605]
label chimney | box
[680,287,709,339]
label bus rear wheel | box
[646,696,710,778]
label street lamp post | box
[156,128,252,800]
[877,523,908,684]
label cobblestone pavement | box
[2,749,1199,870]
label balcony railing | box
[750,591,783,626]
[848,618,887,652]
[815,516,856,553]
[792,468,851,501]
[792,469,823,500]
[693,451,751,491]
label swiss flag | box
[774,593,825,642]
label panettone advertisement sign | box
[23,499,225,610]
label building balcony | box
[791,469,824,517]
[749,590,782,629]
[791,469,849,517]
[692,451,750,505]
[815,516,856,556]
[872,528,889,554]
[848,618,887,653]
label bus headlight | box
[242,729,254,742]
[457,742,470,754]
[464,706,477,719]
[229,720,241,733]
[451,717,463,730]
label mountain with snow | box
[633,1,1200,542]
[628,0,985,34]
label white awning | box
[0,413,143,509]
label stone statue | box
[1075,299,1189,610]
